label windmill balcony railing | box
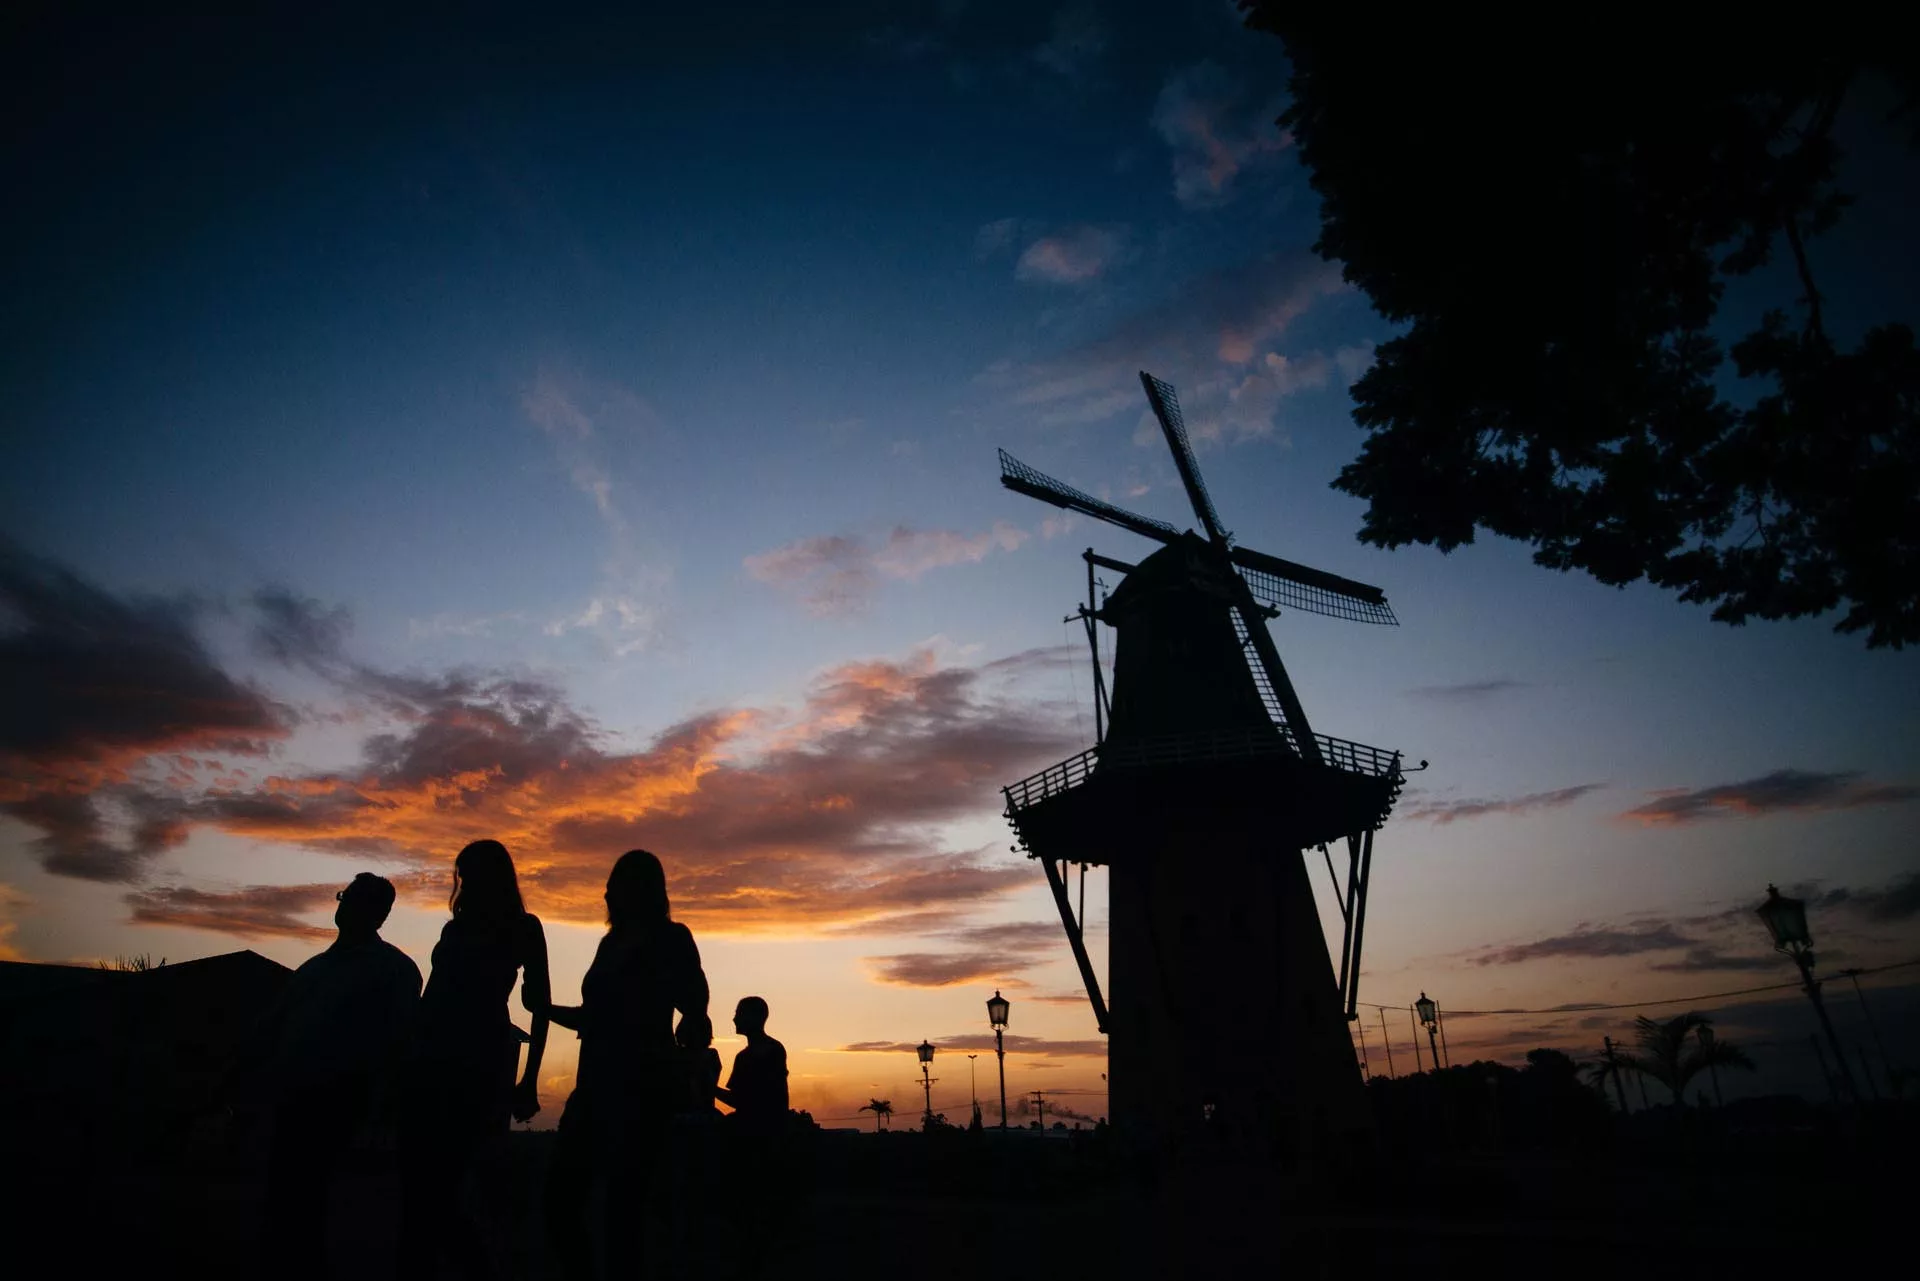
[1003,727,1403,815]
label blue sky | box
[3,3,1915,1121]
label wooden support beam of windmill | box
[1040,853,1109,1033]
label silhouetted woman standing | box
[399,838,551,1279]
[545,848,709,1280]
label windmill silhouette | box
[997,371,1417,1160]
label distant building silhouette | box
[0,950,292,1169]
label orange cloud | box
[1618,769,1918,826]
[4,553,1082,944]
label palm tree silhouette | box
[1583,1051,1634,1112]
[1620,1012,1755,1107]
[858,1098,893,1132]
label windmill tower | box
[997,372,1414,1163]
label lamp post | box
[1756,884,1858,1101]
[1415,993,1441,1073]
[916,1039,939,1130]
[987,990,1010,1129]
[967,1054,981,1128]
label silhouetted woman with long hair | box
[545,848,709,1280]
[399,838,551,1279]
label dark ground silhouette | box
[15,1100,1917,1280]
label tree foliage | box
[858,1098,893,1131]
[1620,1012,1756,1105]
[1239,12,1920,646]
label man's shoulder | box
[290,948,335,980]
[372,938,423,986]
[745,1036,787,1065]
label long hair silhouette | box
[399,838,550,1280]
[545,848,708,1280]
[450,838,526,920]
[606,848,669,930]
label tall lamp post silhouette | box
[916,1040,939,1130]
[1415,993,1441,1073]
[1756,884,1858,1101]
[968,1054,982,1128]
[988,990,1010,1129]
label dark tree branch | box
[1783,217,1825,344]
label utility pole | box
[1378,1007,1397,1078]
[1602,1036,1630,1113]
[1029,1090,1048,1129]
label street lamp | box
[987,990,1010,1129]
[916,1039,938,1130]
[1415,993,1441,1073]
[967,1053,981,1128]
[1756,884,1858,1101]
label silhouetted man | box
[715,996,789,1277]
[256,873,421,1280]
[715,996,787,1130]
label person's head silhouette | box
[605,848,668,931]
[450,838,525,922]
[335,873,396,939]
[733,996,769,1038]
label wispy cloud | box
[1471,923,1695,966]
[1335,340,1377,384]
[521,366,671,657]
[1150,62,1290,208]
[405,612,528,642]
[125,883,338,940]
[1400,783,1603,825]
[865,952,1029,987]
[745,524,1029,617]
[1466,868,1920,976]
[1620,769,1920,826]
[1407,678,1529,702]
[1812,869,1920,923]
[1646,947,1783,974]
[977,254,1345,441]
[839,1033,1105,1059]
[864,919,1064,988]
[1014,224,1132,286]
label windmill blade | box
[1230,593,1324,765]
[998,449,1181,546]
[1231,545,1399,626]
[1139,371,1227,546]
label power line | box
[1351,956,1920,1018]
